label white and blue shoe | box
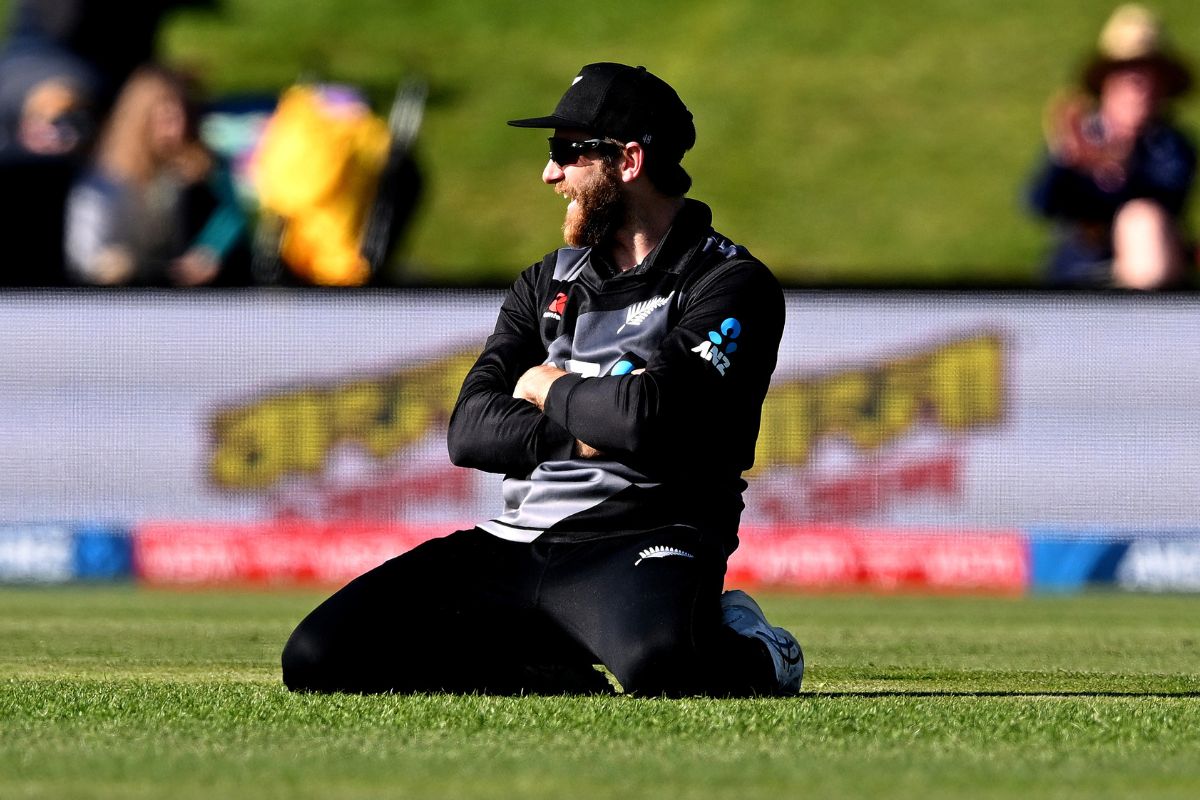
[721,589,804,693]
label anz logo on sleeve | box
[691,317,741,376]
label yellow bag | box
[253,85,390,285]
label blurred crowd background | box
[0,0,1197,289]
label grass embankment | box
[7,0,1198,284]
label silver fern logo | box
[618,293,673,332]
[635,546,694,566]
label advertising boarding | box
[1,292,1196,590]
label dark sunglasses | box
[547,137,625,167]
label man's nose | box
[543,159,564,184]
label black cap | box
[508,63,696,162]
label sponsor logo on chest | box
[543,292,569,321]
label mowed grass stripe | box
[4,683,1200,799]
[1,587,1198,798]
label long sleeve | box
[1127,130,1196,215]
[447,264,576,474]
[63,173,122,284]
[1027,152,1111,221]
[191,163,248,260]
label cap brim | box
[1082,54,1194,97]
[507,115,585,129]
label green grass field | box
[5,0,1200,284]
[2,586,1198,799]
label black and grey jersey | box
[447,200,784,554]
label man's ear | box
[619,142,645,184]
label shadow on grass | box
[810,690,1200,698]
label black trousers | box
[281,526,775,696]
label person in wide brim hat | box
[1028,4,1198,289]
[1080,3,1193,98]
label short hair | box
[602,146,692,197]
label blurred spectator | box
[64,66,250,286]
[0,56,96,161]
[14,78,92,156]
[1028,4,1196,289]
[0,0,218,285]
[0,67,92,285]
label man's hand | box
[514,366,603,457]
[513,364,569,411]
[169,246,221,287]
[574,440,602,458]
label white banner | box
[0,292,1196,533]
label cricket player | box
[282,62,803,696]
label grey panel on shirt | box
[545,292,675,377]
[479,458,659,541]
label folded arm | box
[446,267,576,474]
[536,261,784,477]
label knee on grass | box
[280,626,338,693]
[607,636,697,697]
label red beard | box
[561,160,626,248]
